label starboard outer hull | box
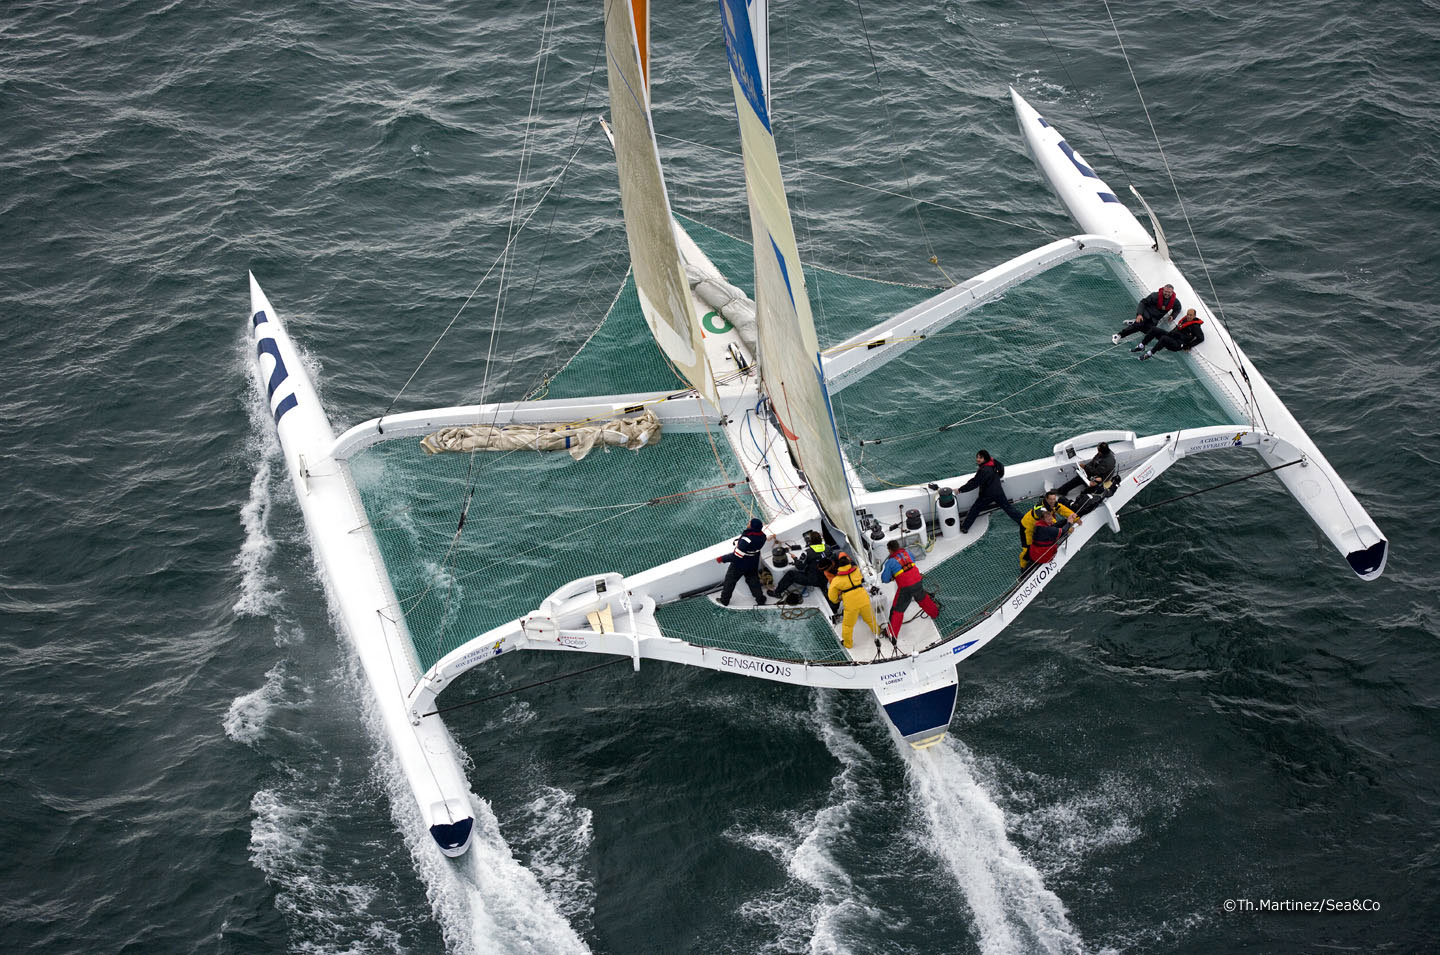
[1011,88,1387,579]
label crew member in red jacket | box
[880,539,940,638]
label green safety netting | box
[350,220,1234,671]
[831,253,1232,489]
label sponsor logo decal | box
[701,310,733,335]
[456,639,506,669]
[951,639,979,656]
[718,0,770,131]
[1131,464,1156,486]
[1191,430,1250,452]
[719,654,793,679]
[252,310,298,425]
[556,633,588,649]
[1010,561,1059,611]
[879,668,909,687]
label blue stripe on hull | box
[882,683,958,742]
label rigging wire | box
[857,338,1125,445]
[1018,0,1137,191]
[423,657,631,718]
[656,132,1062,241]
[852,0,938,264]
[1125,459,1304,514]
[1100,0,1270,434]
[375,132,592,425]
[435,0,561,648]
[1019,0,1267,434]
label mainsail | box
[604,0,720,407]
[717,0,862,548]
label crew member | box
[1114,283,1181,343]
[1026,508,1073,567]
[1139,310,1205,360]
[768,530,829,600]
[826,552,878,650]
[958,449,1025,534]
[1056,442,1117,502]
[880,539,940,638]
[716,517,768,606]
[1019,491,1079,569]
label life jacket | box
[1157,288,1175,311]
[1177,315,1203,330]
[1028,521,1063,564]
[730,529,764,560]
[833,563,864,594]
[890,548,922,587]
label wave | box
[500,785,597,933]
[906,738,1091,955]
[250,785,410,955]
[224,661,290,745]
[724,690,888,955]
[234,337,284,617]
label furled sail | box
[717,0,861,548]
[604,0,719,407]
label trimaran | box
[246,1,1387,858]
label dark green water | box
[3,1,1437,952]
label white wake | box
[236,341,592,954]
[905,737,1090,955]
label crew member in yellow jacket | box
[1019,490,1080,569]
[826,553,879,649]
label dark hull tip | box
[882,683,959,749]
[1346,541,1388,580]
[430,817,474,857]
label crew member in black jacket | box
[1139,310,1205,360]
[1057,442,1117,500]
[958,450,1025,534]
[1113,284,1181,342]
[716,517,769,606]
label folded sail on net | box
[604,0,720,408]
[718,0,862,549]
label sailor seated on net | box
[767,530,830,602]
[716,517,770,606]
[1112,283,1181,345]
[1136,309,1204,361]
[880,539,940,638]
[1024,507,1074,570]
[826,552,879,650]
[1020,491,1080,569]
[958,449,1026,534]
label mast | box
[604,0,721,408]
[717,0,863,550]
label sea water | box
[2,1,1436,952]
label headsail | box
[717,0,861,548]
[604,0,720,407]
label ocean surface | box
[4,1,1438,952]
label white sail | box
[717,0,861,548]
[604,0,719,407]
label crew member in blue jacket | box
[880,539,940,638]
[958,450,1025,534]
[717,517,769,606]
